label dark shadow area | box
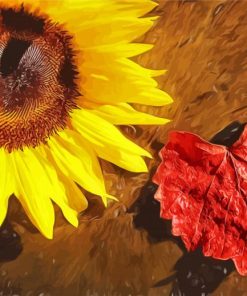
[154,248,235,296]
[0,219,22,262]
[129,180,186,251]
[210,121,246,146]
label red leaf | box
[153,126,247,275]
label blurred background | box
[1,0,247,295]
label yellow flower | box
[0,0,172,238]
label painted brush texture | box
[1,0,247,295]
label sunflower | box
[0,0,172,238]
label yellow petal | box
[46,0,158,28]
[48,129,111,205]
[0,149,12,225]
[71,108,152,172]
[55,172,88,213]
[79,57,172,106]
[34,147,80,228]
[95,145,148,172]
[71,108,152,158]
[10,149,55,239]
[68,0,158,18]
[83,43,154,58]
[74,17,157,47]
[91,103,170,125]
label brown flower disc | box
[0,5,79,152]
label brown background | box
[1,0,247,295]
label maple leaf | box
[153,125,247,275]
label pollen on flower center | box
[0,6,79,152]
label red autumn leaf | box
[153,126,247,275]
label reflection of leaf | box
[153,126,247,275]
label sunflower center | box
[0,6,79,152]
